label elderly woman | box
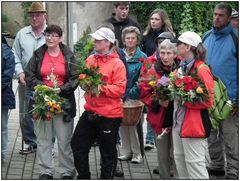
[25,24,78,179]
[171,31,214,179]
[139,39,179,178]
[117,26,147,164]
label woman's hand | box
[159,100,169,108]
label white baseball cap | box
[172,31,202,48]
[90,27,115,43]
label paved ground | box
[1,80,226,180]
[1,80,161,180]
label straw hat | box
[28,2,46,13]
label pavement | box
[1,80,226,180]
[1,80,161,180]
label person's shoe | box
[131,154,142,164]
[114,168,124,177]
[207,168,225,176]
[153,168,159,174]
[62,175,73,179]
[19,144,37,155]
[118,154,132,161]
[39,174,53,179]
[144,142,154,151]
[225,174,238,179]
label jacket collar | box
[212,22,233,36]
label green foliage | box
[1,13,9,32]
[21,2,32,26]
[74,26,94,63]
[131,2,239,36]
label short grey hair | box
[159,39,178,54]
[121,26,141,45]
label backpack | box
[197,64,232,129]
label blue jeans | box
[145,122,154,145]
[18,84,36,146]
[2,108,8,159]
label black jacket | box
[105,16,140,48]
[141,30,163,56]
[25,43,78,119]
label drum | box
[122,100,144,126]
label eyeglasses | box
[45,34,60,39]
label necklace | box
[47,51,61,88]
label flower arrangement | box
[148,75,171,101]
[168,68,209,105]
[78,60,108,96]
[31,85,66,123]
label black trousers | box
[71,111,121,179]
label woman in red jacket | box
[139,39,179,178]
[171,31,214,179]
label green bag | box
[197,64,233,129]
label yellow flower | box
[148,81,156,87]
[196,86,203,94]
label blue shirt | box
[13,24,47,76]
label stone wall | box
[2,2,112,48]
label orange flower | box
[79,74,87,80]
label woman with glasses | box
[25,24,78,179]
[171,31,214,179]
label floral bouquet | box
[31,85,66,124]
[148,75,171,101]
[78,60,108,96]
[168,68,209,105]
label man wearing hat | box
[231,9,238,30]
[71,27,127,179]
[12,2,47,155]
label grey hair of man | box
[215,2,232,17]
[121,26,141,46]
[158,39,178,55]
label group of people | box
[1,1,238,180]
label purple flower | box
[157,76,169,87]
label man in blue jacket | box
[202,3,238,179]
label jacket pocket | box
[180,109,206,138]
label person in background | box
[12,2,47,154]
[71,27,127,179]
[1,35,16,164]
[104,1,140,48]
[231,9,239,30]
[25,25,78,179]
[139,39,179,178]
[202,3,239,179]
[171,31,214,179]
[117,26,147,164]
[141,9,175,152]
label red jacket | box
[84,51,127,118]
[180,60,214,138]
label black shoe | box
[144,142,154,151]
[62,175,73,179]
[207,168,225,176]
[114,168,124,177]
[153,168,159,174]
[19,145,37,155]
[39,174,53,179]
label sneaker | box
[39,174,53,179]
[118,154,132,161]
[131,154,142,164]
[19,144,37,155]
[144,142,154,151]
